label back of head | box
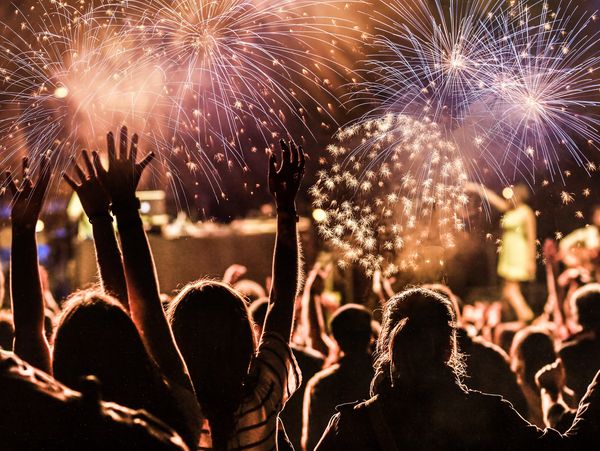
[52,290,159,409]
[167,280,255,448]
[571,284,600,330]
[373,287,463,395]
[422,283,462,322]
[329,304,373,355]
[510,327,555,388]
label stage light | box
[140,201,151,214]
[36,220,44,233]
[312,209,327,222]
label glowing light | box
[312,209,328,222]
[53,86,69,99]
[502,187,514,199]
[353,0,600,180]
[311,114,469,277]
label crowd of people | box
[1,127,600,450]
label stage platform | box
[73,218,315,295]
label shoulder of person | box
[336,395,379,415]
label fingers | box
[62,173,79,192]
[269,151,278,175]
[279,139,290,169]
[107,132,117,163]
[137,151,155,172]
[130,133,139,163]
[21,157,33,190]
[290,140,299,166]
[92,150,107,177]
[82,150,95,176]
[73,160,86,184]
[119,126,128,160]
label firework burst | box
[112,0,355,167]
[311,114,469,276]
[481,1,600,178]
[351,0,600,180]
[0,0,356,198]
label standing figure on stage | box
[467,183,536,322]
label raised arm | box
[63,151,128,308]
[7,154,53,373]
[301,263,334,355]
[465,182,510,213]
[95,127,192,390]
[263,139,306,341]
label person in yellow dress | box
[467,183,536,322]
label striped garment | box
[199,332,301,450]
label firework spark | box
[0,0,356,198]
[482,1,600,178]
[311,114,469,276]
[351,0,600,180]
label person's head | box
[167,280,254,448]
[512,183,531,205]
[52,289,161,409]
[372,287,464,395]
[592,205,600,227]
[571,283,600,330]
[422,283,462,323]
[510,327,556,389]
[329,304,373,355]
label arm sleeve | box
[253,332,301,414]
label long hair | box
[52,290,166,409]
[167,280,255,450]
[371,287,465,396]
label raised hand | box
[63,150,111,220]
[268,139,305,210]
[93,126,154,209]
[5,151,55,230]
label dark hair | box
[52,290,175,423]
[571,284,600,329]
[372,287,465,396]
[167,280,255,449]
[510,327,555,388]
[329,304,373,354]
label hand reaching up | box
[93,126,154,211]
[268,139,305,211]
[5,151,55,230]
[63,150,111,221]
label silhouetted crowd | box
[1,128,599,450]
